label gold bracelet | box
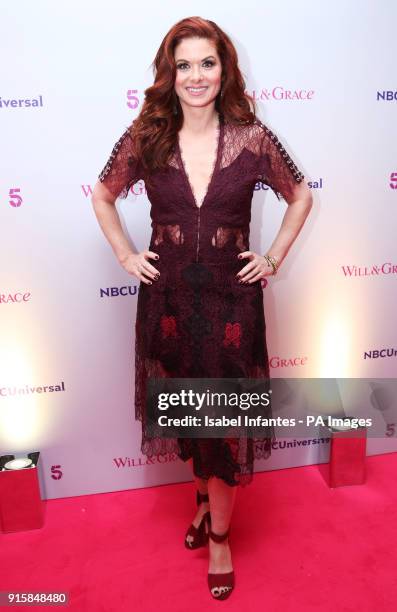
[263,254,280,275]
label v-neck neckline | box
[176,113,224,210]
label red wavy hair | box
[129,16,258,172]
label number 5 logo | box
[51,465,63,480]
[127,89,139,109]
[9,188,22,207]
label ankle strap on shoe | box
[209,527,230,543]
[196,491,209,505]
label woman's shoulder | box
[225,116,272,138]
[114,124,140,162]
[223,116,271,155]
[226,116,294,163]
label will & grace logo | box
[341,262,397,277]
[82,181,146,198]
[0,291,31,304]
[248,87,315,101]
[113,453,180,468]
[270,356,308,368]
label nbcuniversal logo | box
[364,348,397,360]
[100,286,139,298]
[0,381,66,397]
[0,95,44,109]
[377,90,397,101]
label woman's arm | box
[237,179,312,283]
[91,180,136,266]
[237,121,313,283]
[264,179,313,269]
[91,180,160,284]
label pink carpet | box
[1,453,396,611]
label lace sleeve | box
[255,119,305,201]
[98,127,142,199]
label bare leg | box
[207,476,236,573]
[187,458,210,528]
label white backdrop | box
[1,0,396,499]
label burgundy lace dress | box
[98,114,305,486]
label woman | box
[92,16,312,600]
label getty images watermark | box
[145,378,397,439]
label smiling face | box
[173,36,223,112]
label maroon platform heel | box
[184,491,211,550]
[207,527,235,600]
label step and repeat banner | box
[1,1,396,499]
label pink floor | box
[1,453,396,611]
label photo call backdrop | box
[1,0,396,500]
